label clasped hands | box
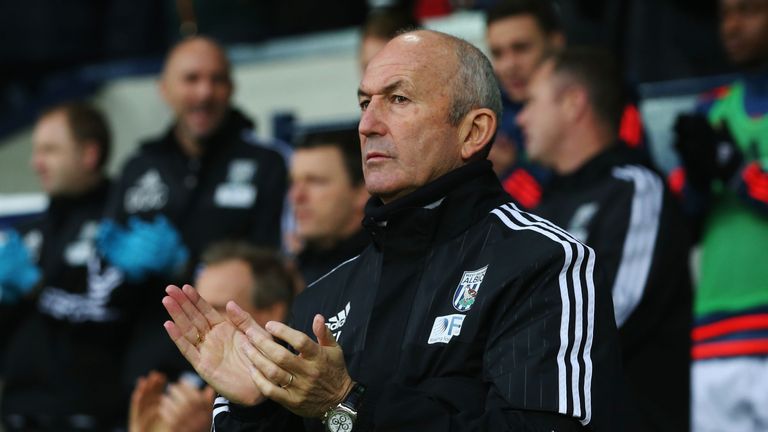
[162,284,353,418]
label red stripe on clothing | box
[513,169,542,196]
[503,169,542,209]
[668,168,686,197]
[692,314,768,341]
[692,339,768,360]
[619,104,643,148]
[748,186,768,203]
[743,164,768,204]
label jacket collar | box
[546,143,651,192]
[48,178,111,217]
[298,228,370,263]
[363,160,507,251]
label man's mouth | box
[366,152,391,162]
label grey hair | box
[446,35,503,127]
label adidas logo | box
[326,302,351,341]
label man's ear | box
[81,140,101,171]
[458,108,497,161]
[563,86,588,123]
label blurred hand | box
[129,371,167,432]
[0,230,41,304]
[97,216,188,281]
[159,381,215,432]
[230,304,353,418]
[162,284,267,406]
[674,115,743,187]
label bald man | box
[163,30,624,432]
[103,36,287,398]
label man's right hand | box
[162,284,267,406]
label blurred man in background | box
[485,0,644,209]
[485,0,564,206]
[97,35,288,398]
[519,48,692,432]
[289,129,369,286]
[0,103,128,430]
[129,241,294,432]
[671,1,768,430]
[359,7,420,73]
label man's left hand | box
[227,303,354,418]
[159,381,215,431]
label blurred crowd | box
[0,0,766,431]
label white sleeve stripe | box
[212,404,230,417]
[211,396,230,431]
[611,165,663,327]
[503,206,586,419]
[491,203,595,425]
[503,204,591,423]
[492,208,573,415]
[503,202,596,426]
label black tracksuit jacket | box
[105,109,286,256]
[1,180,133,430]
[533,145,693,432]
[213,161,625,431]
[296,229,370,287]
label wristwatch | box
[322,382,366,432]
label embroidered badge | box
[125,170,168,213]
[452,265,488,312]
[214,160,258,208]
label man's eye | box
[392,95,408,104]
[359,100,370,111]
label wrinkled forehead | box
[361,33,456,92]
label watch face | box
[327,410,354,432]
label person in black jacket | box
[518,48,693,432]
[161,30,625,431]
[98,36,288,399]
[289,128,369,286]
[0,103,130,430]
[103,36,287,265]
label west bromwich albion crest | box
[452,265,488,312]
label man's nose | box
[289,182,305,204]
[358,99,387,137]
[30,153,44,172]
[195,78,215,100]
[499,53,518,74]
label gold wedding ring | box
[281,374,294,389]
